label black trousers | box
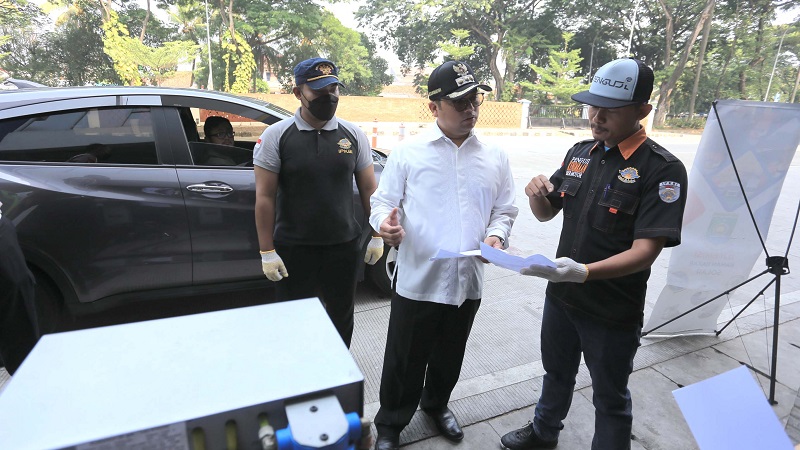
[374,292,481,436]
[0,217,39,374]
[274,238,360,348]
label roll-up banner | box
[645,100,800,337]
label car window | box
[0,107,157,164]
[175,106,264,167]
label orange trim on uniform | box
[588,127,647,160]
[617,127,647,160]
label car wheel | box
[368,245,395,297]
[31,269,66,334]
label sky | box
[324,0,404,72]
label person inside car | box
[67,143,111,163]
[201,116,237,166]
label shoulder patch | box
[659,181,681,203]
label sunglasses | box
[210,131,235,139]
[445,93,484,112]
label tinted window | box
[0,107,157,164]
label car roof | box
[0,86,293,121]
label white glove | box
[364,236,384,265]
[521,257,588,283]
[260,250,288,281]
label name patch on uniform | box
[338,138,353,154]
[618,167,640,183]
[659,181,681,203]
[566,157,590,178]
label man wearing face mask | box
[253,57,382,348]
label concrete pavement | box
[351,129,800,449]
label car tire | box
[368,245,395,297]
[31,269,66,334]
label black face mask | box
[303,93,339,121]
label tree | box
[438,29,475,61]
[221,27,254,93]
[652,0,716,126]
[688,3,714,115]
[0,0,43,59]
[1,0,121,86]
[130,39,198,85]
[48,4,120,85]
[522,33,585,104]
[357,0,555,100]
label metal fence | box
[528,104,588,128]
[417,101,522,128]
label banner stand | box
[643,100,799,405]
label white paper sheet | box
[479,242,555,271]
[672,365,793,450]
[430,243,554,273]
[430,249,482,259]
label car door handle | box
[186,183,234,193]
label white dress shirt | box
[369,124,518,306]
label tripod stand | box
[643,100,799,405]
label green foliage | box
[357,0,561,98]
[664,116,707,129]
[346,32,394,96]
[131,40,198,86]
[119,5,181,47]
[101,8,200,86]
[1,0,120,86]
[2,0,798,111]
[0,0,45,60]
[102,10,143,85]
[438,29,475,60]
[521,33,585,104]
[254,77,269,93]
[221,29,256,94]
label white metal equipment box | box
[0,298,365,449]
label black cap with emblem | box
[428,60,492,101]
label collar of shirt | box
[427,120,477,146]
[590,126,648,160]
[293,107,339,131]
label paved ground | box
[2,127,799,449]
[350,129,800,449]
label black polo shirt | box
[545,129,688,328]
[254,111,372,245]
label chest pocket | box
[557,178,582,218]
[593,188,639,232]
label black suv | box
[0,86,390,331]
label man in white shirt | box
[369,60,518,450]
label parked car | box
[0,86,391,332]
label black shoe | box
[500,422,557,449]
[423,406,464,442]
[374,434,399,450]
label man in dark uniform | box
[252,57,382,348]
[0,201,40,375]
[501,58,688,450]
